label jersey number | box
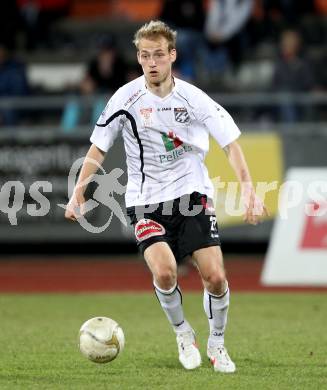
[210,216,217,231]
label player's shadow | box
[144,355,217,371]
[145,356,180,369]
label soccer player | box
[65,20,268,373]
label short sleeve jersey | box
[90,76,241,207]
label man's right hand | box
[64,191,86,222]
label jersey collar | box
[142,75,180,102]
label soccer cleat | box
[207,344,236,373]
[176,329,202,370]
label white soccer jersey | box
[90,75,241,207]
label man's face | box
[281,31,300,59]
[137,36,176,85]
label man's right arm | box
[65,144,106,221]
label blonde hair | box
[133,20,177,51]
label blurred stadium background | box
[0,0,326,290]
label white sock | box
[154,282,190,333]
[203,284,230,346]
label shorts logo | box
[135,219,165,241]
[174,107,190,123]
[201,196,216,214]
[161,131,183,151]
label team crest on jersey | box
[140,107,153,126]
[135,219,165,242]
[174,107,190,123]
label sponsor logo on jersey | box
[174,107,190,123]
[157,107,171,111]
[159,131,192,163]
[159,144,193,163]
[124,89,142,107]
[135,219,165,241]
[161,131,183,151]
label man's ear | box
[170,48,177,63]
[137,51,141,65]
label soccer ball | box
[79,317,125,363]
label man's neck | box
[146,76,174,98]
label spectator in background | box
[204,0,254,71]
[0,43,30,126]
[18,0,71,50]
[86,36,128,93]
[159,0,206,80]
[271,29,314,122]
[61,36,128,132]
[251,1,315,44]
[264,0,314,24]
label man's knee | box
[144,242,177,290]
[154,266,177,290]
[203,269,226,292]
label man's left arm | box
[223,140,269,225]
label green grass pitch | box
[0,292,326,389]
